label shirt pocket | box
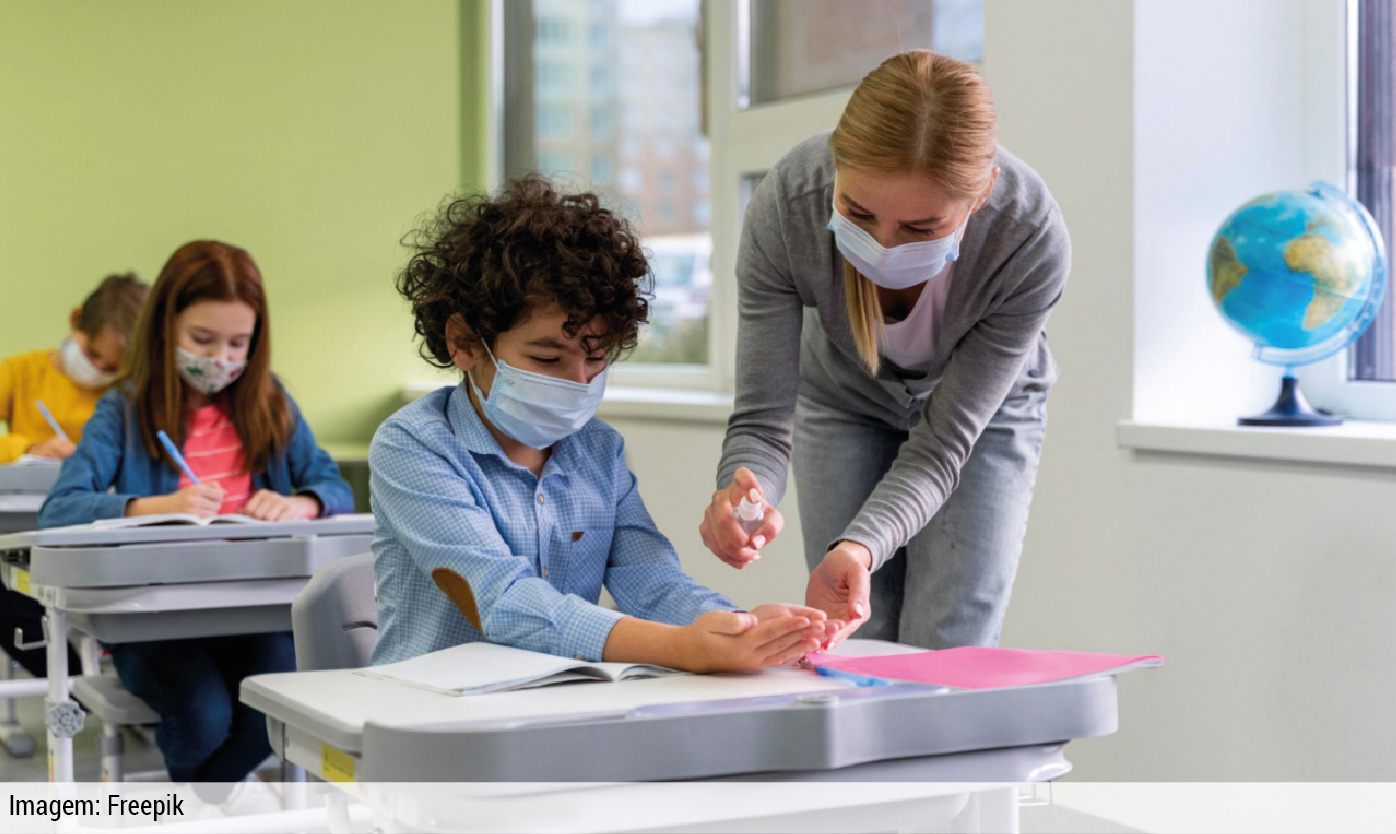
[551,525,613,603]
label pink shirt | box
[177,404,252,515]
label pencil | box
[155,430,201,485]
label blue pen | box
[34,400,68,442]
[814,665,894,687]
[156,430,201,485]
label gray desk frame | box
[0,515,372,781]
[242,653,1123,832]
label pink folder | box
[804,647,1163,690]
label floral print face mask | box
[175,346,246,395]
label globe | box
[1206,181,1388,426]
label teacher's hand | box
[699,467,783,570]
[805,541,872,649]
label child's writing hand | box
[165,483,225,518]
[242,490,319,522]
[27,437,76,459]
[680,610,825,673]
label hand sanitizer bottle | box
[735,488,764,536]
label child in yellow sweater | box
[0,274,149,462]
[0,273,148,677]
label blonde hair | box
[829,50,998,374]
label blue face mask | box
[827,201,965,291]
[467,344,608,450]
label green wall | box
[0,0,488,442]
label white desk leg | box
[283,764,306,810]
[44,605,83,782]
[78,636,101,677]
[971,785,1020,834]
[0,658,36,757]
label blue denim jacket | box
[39,387,352,528]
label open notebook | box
[90,513,263,529]
[357,642,685,696]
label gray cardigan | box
[716,131,1071,570]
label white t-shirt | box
[879,263,954,373]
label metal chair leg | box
[0,659,35,758]
[100,720,124,783]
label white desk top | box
[0,512,373,549]
[245,665,856,751]
[244,639,923,749]
[0,461,60,494]
[0,495,43,513]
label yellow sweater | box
[0,349,105,464]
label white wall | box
[615,0,1396,780]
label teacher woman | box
[699,50,1070,650]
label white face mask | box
[827,200,967,290]
[467,343,607,450]
[175,346,247,395]
[59,336,117,389]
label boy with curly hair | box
[371,177,835,672]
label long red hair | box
[125,241,291,474]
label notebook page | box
[359,642,598,695]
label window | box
[536,103,573,138]
[1350,0,1394,382]
[589,106,612,140]
[589,155,614,185]
[537,16,569,44]
[506,0,711,368]
[501,1,987,388]
[537,61,569,93]
[537,153,573,176]
[589,21,609,50]
[741,0,983,107]
[1298,0,1396,419]
[589,64,611,96]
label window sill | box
[1116,419,1396,470]
[597,386,733,425]
[402,382,733,426]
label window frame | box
[1293,0,1396,419]
[499,0,721,392]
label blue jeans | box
[793,391,1047,649]
[109,633,294,783]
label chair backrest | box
[291,553,377,671]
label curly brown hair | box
[397,175,652,368]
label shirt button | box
[538,494,545,505]
[543,567,550,578]
[574,654,585,661]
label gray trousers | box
[792,390,1047,649]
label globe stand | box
[1239,375,1341,427]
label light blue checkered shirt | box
[369,382,736,665]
